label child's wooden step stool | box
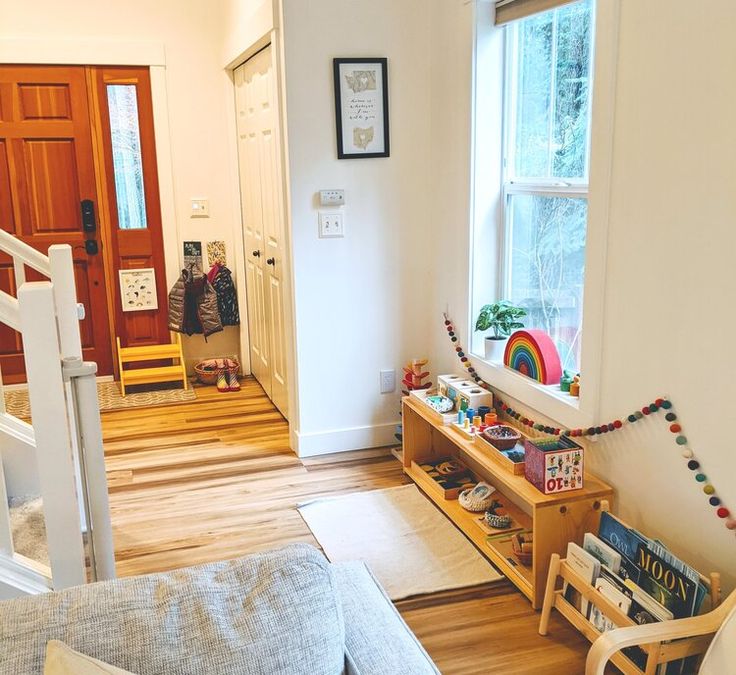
[116,333,187,396]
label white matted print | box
[333,58,389,159]
[119,268,158,312]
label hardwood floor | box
[101,377,591,674]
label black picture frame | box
[333,57,390,159]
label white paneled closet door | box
[235,45,289,418]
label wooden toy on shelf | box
[504,329,562,385]
[402,358,431,394]
[116,332,187,396]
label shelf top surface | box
[403,396,613,507]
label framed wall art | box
[333,57,389,159]
[119,268,158,312]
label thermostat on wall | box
[319,189,345,206]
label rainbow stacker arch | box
[503,329,562,385]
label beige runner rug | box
[298,484,502,600]
[4,380,196,419]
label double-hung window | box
[500,0,594,373]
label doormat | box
[298,484,503,600]
[4,381,197,420]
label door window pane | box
[507,194,587,371]
[107,85,147,230]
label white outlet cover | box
[380,369,396,393]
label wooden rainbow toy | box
[503,329,562,385]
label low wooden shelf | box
[401,395,614,609]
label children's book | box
[597,511,649,583]
[589,576,632,632]
[583,532,622,574]
[634,543,698,619]
[564,542,600,617]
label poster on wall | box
[119,268,158,312]
[333,58,389,159]
[207,240,227,267]
[183,240,203,269]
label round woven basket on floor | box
[194,358,240,385]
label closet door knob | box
[266,257,275,266]
[252,250,261,257]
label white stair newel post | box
[48,245,83,361]
[18,282,86,589]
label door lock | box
[266,257,275,266]
[81,199,97,233]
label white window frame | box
[467,0,621,430]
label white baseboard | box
[294,421,400,457]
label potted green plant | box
[475,301,527,362]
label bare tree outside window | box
[504,0,593,372]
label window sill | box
[469,353,595,431]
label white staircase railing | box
[0,232,115,598]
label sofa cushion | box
[333,561,439,674]
[44,640,134,675]
[0,544,345,675]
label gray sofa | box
[0,544,439,674]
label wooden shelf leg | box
[539,552,561,636]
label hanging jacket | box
[208,264,240,327]
[168,264,223,338]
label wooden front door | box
[0,65,114,381]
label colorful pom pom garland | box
[443,314,734,536]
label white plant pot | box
[484,337,509,363]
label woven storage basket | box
[194,358,240,385]
[458,482,496,512]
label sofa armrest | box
[333,561,439,675]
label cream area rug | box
[4,380,196,419]
[298,484,502,600]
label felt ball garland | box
[442,313,734,535]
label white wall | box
[0,0,243,371]
[429,0,736,588]
[281,0,434,454]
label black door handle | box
[266,257,275,266]
[252,250,261,257]
[85,239,99,255]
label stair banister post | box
[18,281,86,589]
[48,245,83,361]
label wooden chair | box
[116,332,187,396]
[585,590,736,675]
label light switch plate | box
[319,211,344,238]
[191,199,209,217]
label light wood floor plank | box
[102,377,591,674]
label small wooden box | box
[437,374,465,402]
[524,436,584,494]
[475,432,526,475]
[454,380,493,411]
